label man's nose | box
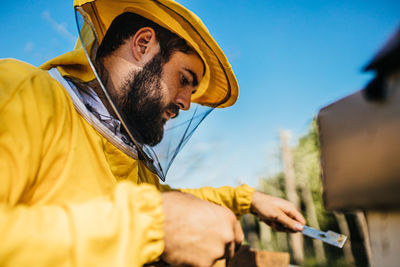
[175,88,192,111]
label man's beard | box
[117,52,179,147]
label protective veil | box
[73,0,239,181]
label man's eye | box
[181,75,189,86]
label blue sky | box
[1,0,399,188]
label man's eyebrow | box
[183,68,199,87]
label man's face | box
[118,51,204,146]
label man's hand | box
[251,191,306,232]
[161,191,243,267]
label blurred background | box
[1,0,399,266]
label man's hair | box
[97,12,196,62]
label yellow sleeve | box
[155,170,255,217]
[0,183,164,267]
[178,185,255,217]
[0,60,164,267]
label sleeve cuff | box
[234,184,256,217]
[116,182,165,265]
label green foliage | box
[259,172,286,199]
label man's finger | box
[282,206,306,225]
[276,211,304,232]
[234,220,244,245]
[233,220,244,251]
[225,241,236,265]
[272,222,297,233]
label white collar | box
[48,68,138,159]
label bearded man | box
[0,1,305,266]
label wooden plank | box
[367,211,400,267]
[146,246,290,267]
[222,246,290,267]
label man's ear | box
[131,27,159,64]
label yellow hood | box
[41,0,238,108]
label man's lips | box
[164,109,177,121]
[162,103,180,122]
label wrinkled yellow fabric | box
[178,185,255,217]
[0,59,255,267]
